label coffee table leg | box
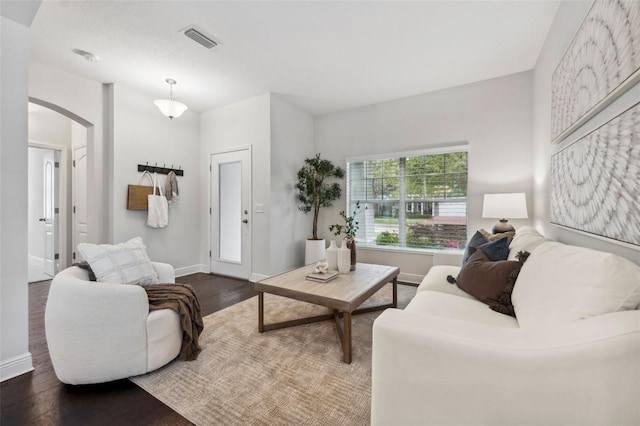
[343,312,352,364]
[258,292,264,333]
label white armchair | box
[45,262,182,385]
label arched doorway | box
[27,97,94,277]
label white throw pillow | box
[512,241,640,328]
[77,237,159,286]
[508,226,548,260]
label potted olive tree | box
[295,154,344,264]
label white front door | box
[72,145,88,262]
[43,150,57,276]
[210,148,252,279]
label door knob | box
[38,218,46,222]
[242,219,249,224]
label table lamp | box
[482,193,528,233]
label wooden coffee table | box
[255,262,400,364]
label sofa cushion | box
[480,229,515,243]
[462,231,489,264]
[405,291,519,328]
[477,237,510,261]
[77,237,159,286]
[512,241,640,328]
[416,265,477,301]
[463,230,515,264]
[507,226,547,260]
[455,250,522,309]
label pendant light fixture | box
[154,78,188,119]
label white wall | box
[532,1,640,265]
[112,84,201,273]
[200,93,272,278]
[0,15,34,381]
[315,71,534,278]
[269,95,315,274]
[28,103,72,147]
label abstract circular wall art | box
[551,0,640,143]
[550,102,640,247]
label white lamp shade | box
[154,99,188,119]
[482,193,528,219]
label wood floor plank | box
[1,273,256,426]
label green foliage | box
[352,152,468,201]
[295,154,345,240]
[406,212,433,220]
[329,201,361,239]
[375,225,466,249]
[406,223,466,249]
[376,231,399,246]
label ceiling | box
[29,1,560,116]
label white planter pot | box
[305,239,326,265]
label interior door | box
[72,145,88,262]
[210,148,251,279]
[42,150,57,276]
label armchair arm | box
[45,268,151,384]
[152,261,175,283]
[371,308,640,426]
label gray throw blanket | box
[145,284,203,361]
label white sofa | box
[45,262,182,385]
[372,227,640,425]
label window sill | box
[356,244,464,256]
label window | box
[347,148,468,250]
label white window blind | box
[346,148,468,250]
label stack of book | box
[306,270,339,283]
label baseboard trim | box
[250,273,269,283]
[175,264,209,278]
[1,352,34,382]
[399,272,424,285]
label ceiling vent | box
[183,27,219,50]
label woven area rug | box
[131,282,416,426]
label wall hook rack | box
[137,163,184,176]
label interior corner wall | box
[29,61,108,245]
[269,94,315,275]
[199,93,272,278]
[532,1,640,265]
[314,71,534,277]
[1,15,34,381]
[111,84,201,271]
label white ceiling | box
[29,1,560,116]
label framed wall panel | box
[551,0,640,144]
[550,102,640,247]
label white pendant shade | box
[155,78,188,119]
[154,99,188,119]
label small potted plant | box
[329,201,361,271]
[295,154,344,264]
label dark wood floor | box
[1,273,257,426]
